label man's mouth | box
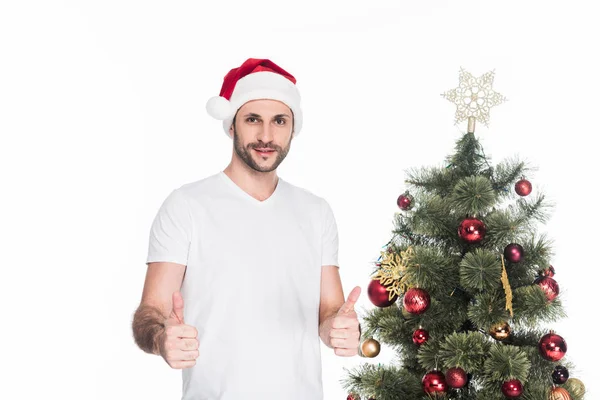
[254,148,276,156]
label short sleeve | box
[146,189,192,266]
[321,198,339,267]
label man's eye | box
[247,117,258,123]
[275,118,286,125]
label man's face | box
[230,99,294,173]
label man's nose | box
[257,122,275,143]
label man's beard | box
[232,125,292,173]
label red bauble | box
[445,367,468,389]
[537,276,560,301]
[501,379,523,397]
[504,243,525,263]
[403,288,431,315]
[367,279,398,307]
[422,370,448,394]
[397,192,414,210]
[515,179,532,196]
[542,265,556,277]
[412,328,429,346]
[458,217,486,244]
[539,332,567,361]
[346,395,357,400]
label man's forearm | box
[132,304,166,355]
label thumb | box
[337,286,361,315]
[170,290,185,324]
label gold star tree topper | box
[441,67,507,133]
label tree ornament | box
[445,367,468,389]
[537,276,560,301]
[458,217,486,244]
[565,378,585,397]
[361,338,381,358]
[397,191,414,210]
[501,379,523,397]
[412,328,429,346]
[367,278,398,307]
[346,394,360,400]
[489,321,511,341]
[541,265,556,278]
[538,332,567,362]
[504,243,525,263]
[422,370,448,394]
[552,365,569,384]
[371,246,419,303]
[549,387,572,400]
[403,288,431,315]
[501,255,514,317]
[515,178,532,196]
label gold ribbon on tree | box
[500,254,514,317]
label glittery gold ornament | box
[489,321,511,341]
[549,387,571,400]
[565,378,585,397]
[371,246,418,301]
[360,338,381,358]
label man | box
[132,58,361,399]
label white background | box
[1,0,598,398]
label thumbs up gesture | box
[329,286,362,357]
[156,291,200,369]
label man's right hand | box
[156,291,199,369]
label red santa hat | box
[205,58,303,138]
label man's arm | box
[318,265,345,348]
[132,261,186,355]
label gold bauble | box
[361,338,381,358]
[549,386,571,400]
[565,378,585,397]
[489,321,511,341]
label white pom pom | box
[206,96,232,120]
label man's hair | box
[232,109,295,134]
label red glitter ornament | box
[501,379,523,397]
[412,328,429,346]
[537,276,559,301]
[422,370,448,394]
[397,192,414,210]
[458,217,486,244]
[403,288,431,315]
[445,367,468,389]
[367,278,398,307]
[504,243,525,263]
[515,178,532,196]
[539,332,567,362]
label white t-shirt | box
[146,170,339,400]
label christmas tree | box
[342,69,587,400]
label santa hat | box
[205,58,303,138]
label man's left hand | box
[329,286,361,357]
